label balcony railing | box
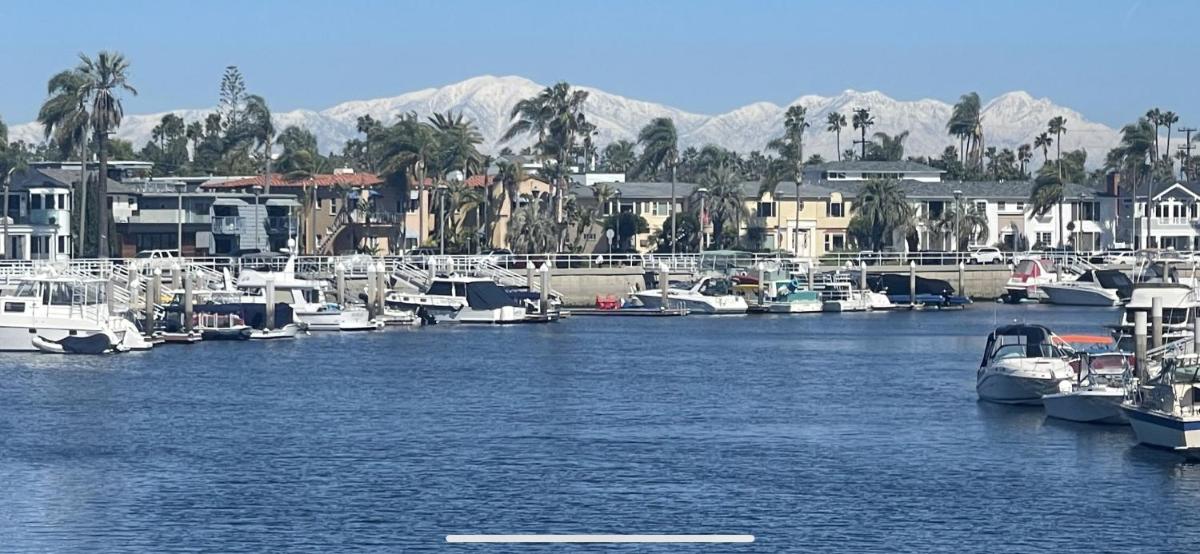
[212,216,244,234]
[266,216,297,234]
[1155,217,1193,226]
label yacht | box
[1041,269,1133,307]
[385,276,532,324]
[1042,337,1131,424]
[976,324,1076,405]
[1111,283,1195,351]
[759,279,823,313]
[635,276,748,314]
[1123,354,1200,451]
[1004,257,1064,302]
[0,274,148,352]
[237,257,377,331]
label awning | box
[265,198,300,207]
[212,198,246,206]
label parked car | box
[404,247,440,257]
[967,246,1004,264]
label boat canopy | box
[464,281,518,310]
[982,324,1060,365]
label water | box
[2,304,1200,552]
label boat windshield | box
[12,281,37,297]
[698,279,734,297]
[36,281,107,306]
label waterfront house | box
[1118,181,1200,250]
[2,168,79,260]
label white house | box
[3,168,78,260]
[802,160,945,183]
[1121,181,1200,250]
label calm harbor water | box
[3,304,1200,552]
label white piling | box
[335,263,346,306]
[757,264,766,306]
[1135,310,1148,381]
[527,264,536,294]
[958,262,966,298]
[145,269,161,336]
[375,261,387,316]
[540,263,551,315]
[1151,296,1163,353]
[366,263,377,318]
[908,261,916,308]
[265,276,276,330]
[807,263,814,292]
[183,269,194,333]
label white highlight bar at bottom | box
[446,534,754,543]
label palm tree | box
[1034,132,1053,167]
[1017,144,1033,176]
[376,113,439,244]
[1146,108,1163,161]
[764,105,809,248]
[507,197,557,253]
[1162,110,1179,164]
[936,203,990,250]
[356,115,381,172]
[697,162,747,247]
[75,51,137,257]
[634,117,680,254]
[947,92,982,167]
[1108,118,1155,246]
[37,69,91,255]
[846,179,912,251]
[851,108,874,159]
[867,131,908,161]
[601,139,637,174]
[428,111,484,180]
[1046,116,1067,246]
[1028,171,1064,248]
[825,112,847,161]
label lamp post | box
[2,167,14,260]
[952,189,963,253]
[613,190,623,253]
[437,183,448,256]
[176,182,185,255]
[696,186,709,253]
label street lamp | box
[175,182,186,255]
[436,183,448,255]
[952,189,963,253]
[612,190,623,254]
[696,186,709,253]
[252,184,264,253]
[2,167,15,260]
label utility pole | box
[1178,127,1196,181]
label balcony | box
[212,216,244,234]
[1155,217,1193,226]
[266,216,298,235]
[127,210,212,225]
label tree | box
[601,139,636,174]
[1017,143,1032,176]
[376,112,439,244]
[356,114,382,172]
[1029,170,1064,244]
[651,212,701,253]
[851,108,874,159]
[1162,110,1179,164]
[825,112,847,161]
[75,51,137,257]
[1146,108,1162,161]
[428,111,484,181]
[696,162,747,248]
[846,180,912,251]
[634,117,680,253]
[507,197,559,253]
[948,92,982,168]
[1046,116,1067,245]
[1106,118,1155,246]
[601,212,649,252]
[865,131,908,161]
[38,68,92,254]
[762,106,809,246]
[1034,132,1053,167]
[936,203,990,250]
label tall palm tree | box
[1029,171,1064,248]
[765,106,808,248]
[936,203,990,250]
[868,131,909,161]
[1162,110,1179,164]
[947,92,982,167]
[846,179,912,251]
[1033,132,1053,167]
[697,162,747,247]
[851,108,874,159]
[38,69,91,255]
[601,139,637,174]
[1108,118,1155,246]
[507,197,557,253]
[634,117,680,253]
[1046,116,1067,246]
[825,112,847,161]
[243,94,274,192]
[1146,108,1163,161]
[75,51,137,257]
[428,110,484,180]
[1017,144,1033,176]
[377,113,440,244]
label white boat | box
[1111,283,1195,350]
[249,323,303,340]
[1123,354,1200,451]
[1041,269,1133,307]
[1004,257,1064,302]
[386,276,531,324]
[1042,342,1131,424]
[635,276,748,314]
[976,324,1076,405]
[237,255,377,331]
[815,281,869,313]
[759,279,823,313]
[0,274,148,352]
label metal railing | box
[212,216,243,234]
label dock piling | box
[1151,297,1163,353]
[183,269,194,333]
[335,263,346,305]
[958,262,965,298]
[376,261,387,316]
[908,261,916,308]
[1135,310,1148,381]
[265,277,276,330]
[757,264,766,307]
[145,269,161,337]
[366,263,377,319]
[540,264,551,315]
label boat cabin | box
[981,324,1065,365]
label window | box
[30,195,41,210]
[1016,202,1025,211]
[58,236,66,254]
[823,171,847,180]
[827,202,844,218]
[824,232,846,251]
[1036,232,1052,246]
[329,199,337,215]
[651,201,671,216]
[1074,201,1099,222]
[134,232,177,252]
[998,201,1007,211]
[974,200,987,212]
[757,201,776,218]
[927,201,944,219]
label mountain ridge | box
[9,75,1121,168]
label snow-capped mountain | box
[8,75,1121,167]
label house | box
[1120,181,1200,250]
[802,160,945,183]
[203,170,402,255]
[110,180,299,257]
[2,168,79,260]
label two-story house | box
[3,168,78,260]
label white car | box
[1103,250,1137,266]
[968,247,1005,264]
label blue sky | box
[1,0,1193,126]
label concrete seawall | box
[548,264,1013,307]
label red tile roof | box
[203,173,384,189]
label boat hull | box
[1124,405,1200,450]
[1041,285,1120,307]
[766,301,823,313]
[1043,389,1128,424]
[0,323,107,352]
[635,292,747,314]
[977,372,1063,405]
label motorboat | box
[760,279,823,313]
[1042,336,1131,424]
[1004,257,1064,302]
[236,255,376,331]
[865,273,968,308]
[1111,283,1195,351]
[385,275,533,324]
[250,323,303,340]
[1041,269,1133,307]
[0,274,149,352]
[1123,354,1200,451]
[635,276,748,314]
[815,280,869,313]
[976,324,1076,405]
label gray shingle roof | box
[9,168,122,191]
[809,160,943,173]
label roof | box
[9,168,122,191]
[808,160,944,173]
[790,179,1101,201]
[202,173,383,190]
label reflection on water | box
[3,304,1200,551]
